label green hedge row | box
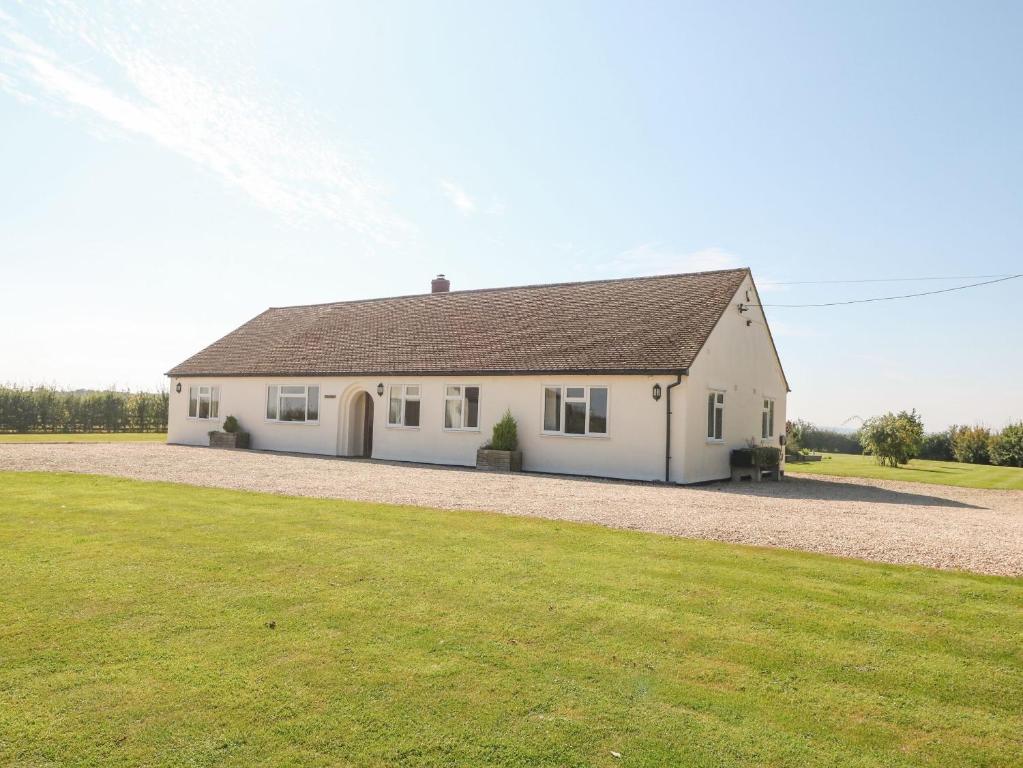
[0,386,168,433]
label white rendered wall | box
[167,374,677,482]
[679,275,789,483]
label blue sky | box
[1,0,1020,430]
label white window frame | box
[707,389,725,443]
[386,384,421,429]
[762,397,775,439]
[540,384,610,438]
[443,384,481,431]
[187,385,220,421]
[264,384,320,425]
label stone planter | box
[730,447,782,482]
[476,448,523,473]
[209,431,250,450]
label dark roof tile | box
[167,268,749,376]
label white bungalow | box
[167,268,789,484]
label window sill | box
[264,420,321,426]
[540,431,610,439]
[187,417,218,421]
[442,427,481,433]
[385,424,421,430]
[706,438,725,445]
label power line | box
[761,273,1015,286]
[748,274,1022,308]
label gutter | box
[165,367,690,378]
[665,370,686,482]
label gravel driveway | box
[3,443,1022,576]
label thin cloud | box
[0,3,407,244]
[439,179,476,215]
[597,244,743,277]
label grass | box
[1,473,1020,767]
[0,432,166,443]
[789,452,1023,490]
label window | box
[265,385,319,423]
[444,385,480,430]
[387,384,421,427]
[762,398,775,439]
[542,385,608,436]
[707,391,724,440]
[187,385,220,420]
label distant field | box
[0,433,166,444]
[790,452,1023,490]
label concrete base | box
[730,465,782,482]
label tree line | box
[787,414,1023,468]
[0,386,168,433]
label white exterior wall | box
[677,274,789,483]
[168,374,676,482]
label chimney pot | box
[431,274,450,293]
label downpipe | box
[664,372,685,482]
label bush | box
[222,415,240,433]
[785,420,803,452]
[919,431,954,461]
[731,446,781,468]
[859,410,924,467]
[951,425,991,464]
[489,410,518,452]
[989,423,1023,467]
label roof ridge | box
[268,267,751,311]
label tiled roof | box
[167,268,750,377]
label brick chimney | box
[431,274,450,293]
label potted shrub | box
[208,415,251,449]
[729,442,781,481]
[476,410,522,472]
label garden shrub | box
[989,423,1023,467]
[859,410,924,467]
[222,415,240,433]
[489,410,518,451]
[919,431,955,461]
[951,425,991,464]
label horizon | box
[2,1,1021,431]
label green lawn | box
[789,452,1023,490]
[0,432,166,443]
[1,473,1020,767]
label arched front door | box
[360,392,374,457]
[339,388,375,458]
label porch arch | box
[336,384,377,457]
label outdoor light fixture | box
[652,383,662,401]
[175,382,182,393]
[376,383,385,397]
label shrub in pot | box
[490,410,518,451]
[477,410,522,472]
[209,415,250,449]
[730,445,780,469]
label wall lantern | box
[652,383,662,401]
[175,382,182,394]
[376,383,385,397]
